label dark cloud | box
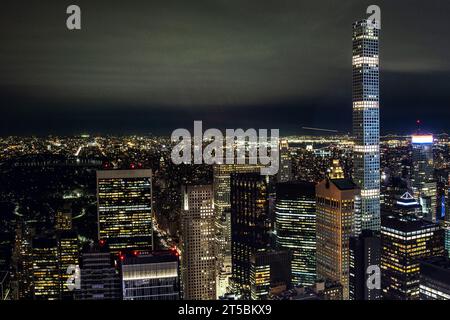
[1,0,450,135]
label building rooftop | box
[381,212,439,233]
[330,179,357,191]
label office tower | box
[231,173,271,299]
[278,139,292,183]
[181,185,216,300]
[391,192,423,217]
[316,178,358,300]
[381,213,445,300]
[11,224,34,300]
[97,169,153,253]
[329,160,345,179]
[32,238,60,300]
[352,18,381,233]
[349,230,381,300]
[411,134,437,222]
[121,251,181,300]
[77,242,121,300]
[213,164,261,297]
[55,204,72,231]
[381,177,409,211]
[57,231,79,299]
[275,181,316,286]
[420,256,450,300]
[250,250,292,300]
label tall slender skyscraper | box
[181,185,216,300]
[352,18,381,233]
[97,169,153,253]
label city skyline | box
[2,1,450,306]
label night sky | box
[1,0,450,136]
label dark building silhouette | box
[231,173,271,299]
[76,242,121,300]
[420,256,450,300]
[275,181,316,286]
[349,230,381,300]
[250,250,292,300]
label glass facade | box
[275,182,316,286]
[97,170,153,253]
[352,19,381,233]
[381,213,445,300]
[230,173,270,299]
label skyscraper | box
[275,181,316,286]
[249,250,292,300]
[316,178,358,300]
[349,230,381,300]
[213,164,261,297]
[181,185,216,300]
[411,134,437,222]
[231,173,271,299]
[97,169,153,253]
[121,251,181,300]
[57,231,79,299]
[76,242,121,300]
[278,139,292,183]
[352,18,381,233]
[381,213,444,300]
[32,238,60,300]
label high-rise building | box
[32,238,60,300]
[121,251,181,300]
[278,139,292,183]
[381,213,445,300]
[352,18,381,233]
[181,185,216,300]
[275,181,316,286]
[57,231,79,299]
[349,230,381,300]
[250,250,292,300]
[316,178,358,300]
[213,164,261,297]
[420,256,450,300]
[97,169,153,253]
[76,242,121,300]
[391,192,423,217]
[411,134,437,222]
[231,173,271,299]
[11,224,34,300]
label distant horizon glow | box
[411,134,434,144]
